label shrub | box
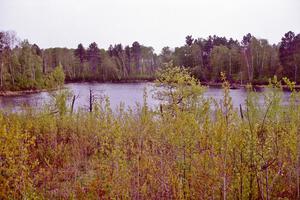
[0,70,299,199]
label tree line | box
[0,30,300,91]
[0,32,65,91]
[165,32,300,84]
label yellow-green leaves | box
[0,114,37,199]
[1,73,300,199]
[154,62,204,114]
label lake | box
[0,82,292,112]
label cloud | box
[1,0,299,52]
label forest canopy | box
[0,30,300,91]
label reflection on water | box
[0,82,292,112]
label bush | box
[44,64,65,89]
[0,70,300,199]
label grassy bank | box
[1,67,300,199]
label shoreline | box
[1,81,300,97]
[202,82,300,90]
[65,79,154,84]
[0,87,62,97]
[0,89,49,97]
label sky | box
[1,0,300,53]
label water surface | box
[0,82,292,112]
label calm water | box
[0,82,292,112]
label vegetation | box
[1,31,300,91]
[0,34,65,91]
[1,65,300,199]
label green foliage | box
[43,64,65,89]
[1,68,300,199]
[50,63,65,87]
[0,35,66,91]
[0,114,38,199]
[154,62,204,112]
[2,30,300,92]
[49,89,72,116]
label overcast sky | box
[1,0,300,52]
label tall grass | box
[1,66,300,199]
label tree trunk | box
[32,65,35,81]
[260,49,265,78]
[251,55,254,82]
[71,95,76,114]
[0,61,3,88]
[89,89,93,112]
[295,64,298,83]
[239,71,242,85]
[43,57,46,74]
[243,49,251,82]
[80,60,83,79]
[229,52,232,77]
[256,50,259,78]
[9,62,14,86]
[127,56,131,76]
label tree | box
[212,35,227,46]
[279,31,300,83]
[17,40,43,89]
[210,45,230,81]
[160,46,173,64]
[154,62,203,112]
[190,42,203,68]
[125,45,131,75]
[32,44,42,56]
[101,52,119,81]
[202,36,213,78]
[140,46,155,75]
[0,31,17,89]
[0,31,8,88]
[86,42,101,75]
[242,33,254,82]
[185,35,194,46]
[110,44,126,77]
[294,34,300,82]
[132,41,141,73]
[51,63,65,87]
[74,44,86,64]
[1,29,300,90]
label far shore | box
[200,82,300,91]
[1,81,300,97]
[65,78,154,84]
[0,87,62,97]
